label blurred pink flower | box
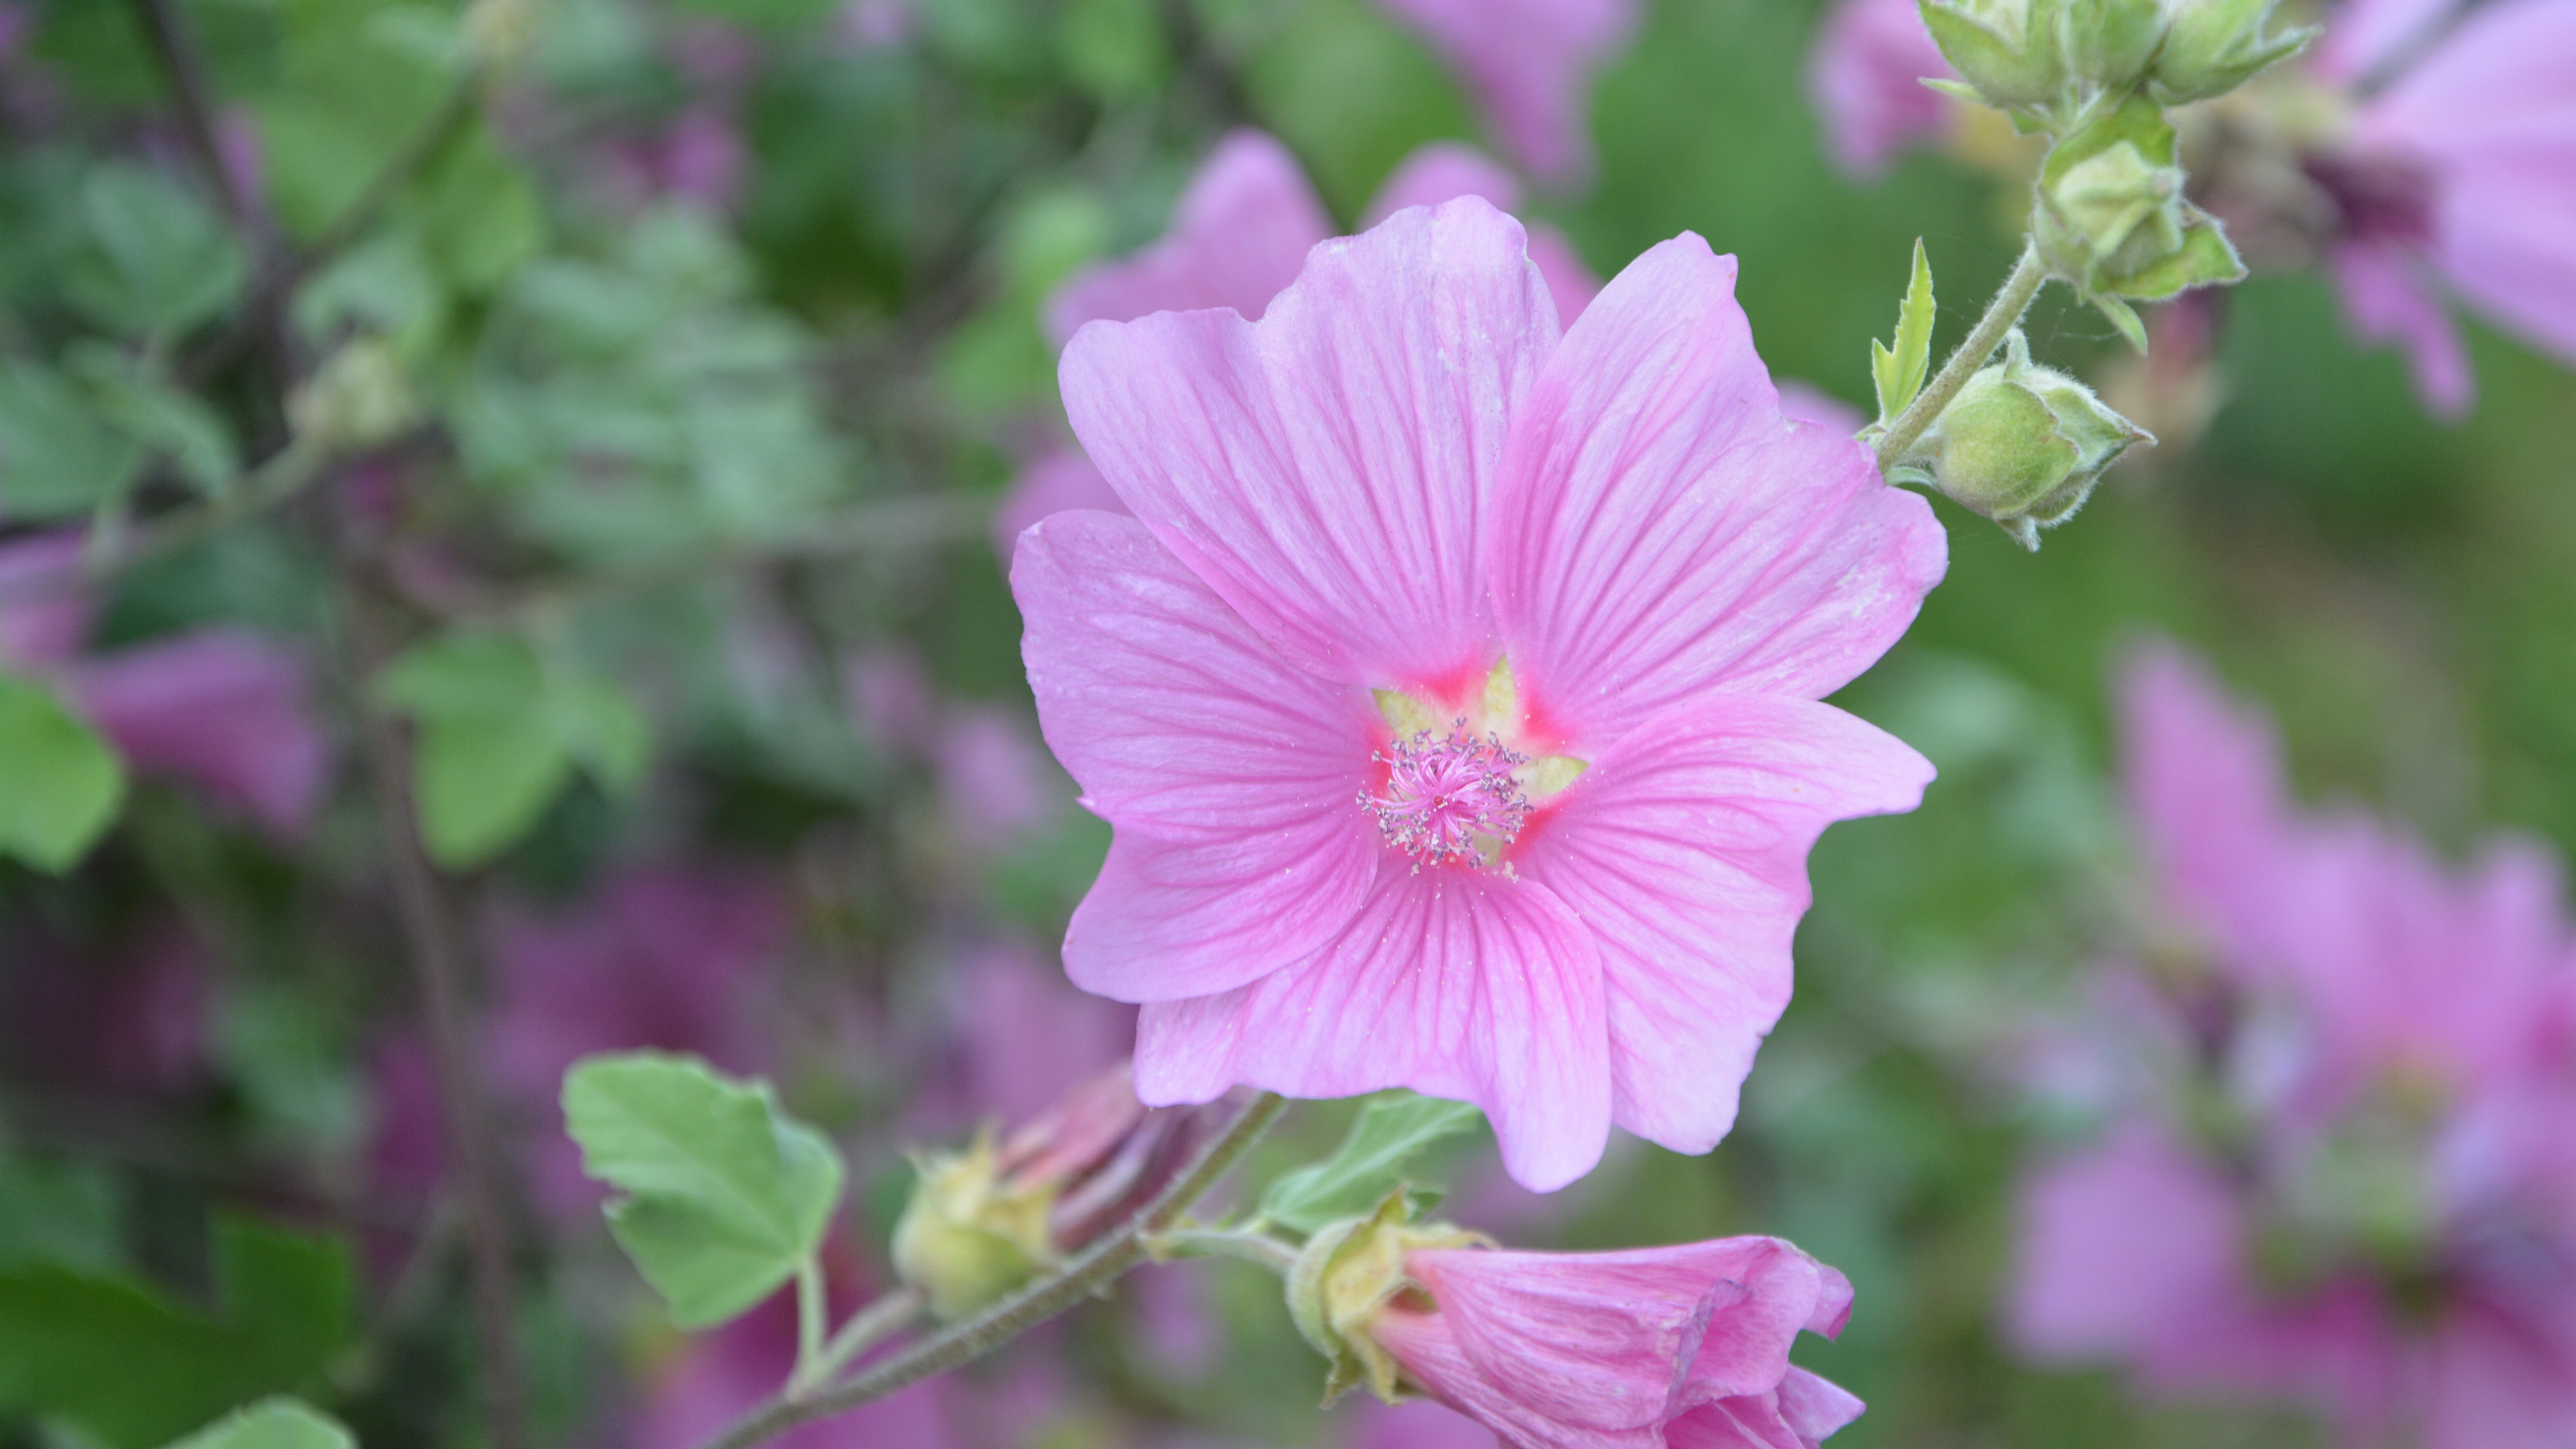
[836,0,914,51]
[935,706,1065,851]
[1372,0,1638,184]
[841,645,938,753]
[0,533,328,838]
[0,920,211,1099]
[949,940,1135,1126]
[486,864,786,1218]
[989,447,1124,563]
[1805,0,1955,177]
[2006,640,2576,1449]
[1366,1237,1862,1448]
[1020,200,1942,1188]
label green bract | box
[2033,95,2246,301]
[2151,0,2317,104]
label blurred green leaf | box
[417,127,548,295]
[1060,0,1170,101]
[256,0,462,237]
[160,1398,354,1449]
[0,361,148,518]
[0,1218,354,1449]
[0,1155,120,1273]
[1242,0,1472,218]
[0,673,125,874]
[62,166,249,336]
[1260,1091,1483,1234]
[562,1051,845,1328]
[66,344,240,498]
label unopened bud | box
[889,1133,1056,1318]
[2034,95,2246,301]
[1917,0,2073,113]
[2063,0,2165,91]
[2151,0,2316,105]
[1898,331,2149,549]
[463,0,541,70]
[287,338,419,453]
[1285,1192,1481,1405]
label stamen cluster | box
[1362,721,1532,867]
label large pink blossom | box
[1371,0,1638,184]
[1805,0,1955,177]
[0,532,328,837]
[1018,199,1943,1189]
[2329,0,2576,416]
[1364,1237,1862,1448]
[2005,641,2576,1449]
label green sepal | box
[2094,295,2149,353]
[1871,239,1939,426]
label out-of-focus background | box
[0,0,2569,1446]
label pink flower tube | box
[1020,198,1943,1189]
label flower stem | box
[788,1286,926,1399]
[1149,1225,1300,1275]
[693,1093,1289,1449]
[1874,238,2050,470]
[792,1258,827,1391]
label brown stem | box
[341,578,529,1449]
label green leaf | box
[417,128,548,296]
[162,1398,354,1449]
[256,0,461,237]
[0,1155,121,1273]
[0,362,148,518]
[1059,0,1170,102]
[2104,209,2249,301]
[563,1052,845,1329]
[0,673,125,873]
[1259,1091,1484,1234]
[375,633,649,867]
[62,166,248,335]
[66,345,239,498]
[1871,237,1937,425]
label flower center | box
[1362,721,1532,868]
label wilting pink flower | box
[1806,0,1955,177]
[1362,1237,1862,1448]
[0,533,327,837]
[2006,641,2576,1449]
[1372,0,1638,184]
[2316,0,2576,416]
[488,864,786,1218]
[1021,199,1943,1188]
[1010,132,1602,568]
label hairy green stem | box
[1149,1225,1301,1275]
[1874,239,2050,470]
[793,1258,828,1391]
[694,1093,1289,1449]
[790,1286,927,1399]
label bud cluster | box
[1918,0,2315,129]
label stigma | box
[1362,721,1532,868]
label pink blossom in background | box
[948,940,1136,1126]
[0,921,211,1099]
[841,645,938,753]
[836,0,914,51]
[1806,0,1955,177]
[486,864,786,1218]
[365,1031,446,1205]
[0,532,329,838]
[1372,0,1638,184]
[2004,640,2576,1449]
[2324,0,2576,416]
[1022,199,1942,1189]
[1363,1237,1862,1447]
[1004,131,1601,566]
[934,706,1066,851]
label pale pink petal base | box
[2329,240,2475,418]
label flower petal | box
[1012,510,1381,844]
[71,630,329,838]
[1059,198,1555,689]
[1488,234,1944,751]
[2004,1124,2243,1362]
[1369,1307,1653,1448]
[1042,129,1332,345]
[1064,827,1378,1002]
[1513,696,1933,1153]
[1133,864,1610,1191]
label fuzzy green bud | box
[2034,95,2247,301]
[1285,1191,1482,1405]
[287,337,419,453]
[889,1134,1057,1319]
[1917,0,2074,113]
[2150,0,2317,104]
[1899,331,2150,548]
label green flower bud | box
[1284,1192,1481,1405]
[889,1134,1057,1319]
[2150,0,2317,105]
[2063,0,2168,91]
[1917,0,2074,113]
[2033,95,2247,301]
[286,337,419,453]
[1899,331,2150,549]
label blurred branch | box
[695,1093,1288,1449]
[0,439,335,607]
[340,578,529,1449]
[125,0,254,227]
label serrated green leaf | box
[1872,238,1937,425]
[161,1399,353,1449]
[0,673,124,873]
[564,1052,845,1328]
[0,362,148,518]
[1259,1092,1483,1234]
[61,166,248,336]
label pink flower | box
[1360,1237,1863,1448]
[2324,0,2576,416]
[2006,641,2576,1448]
[947,941,1136,1126]
[1019,200,1943,1188]
[1806,0,1955,177]
[0,918,211,1099]
[1372,0,1638,184]
[0,532,329,838]
[989,447,1125,563]
[934,706,1064,851]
